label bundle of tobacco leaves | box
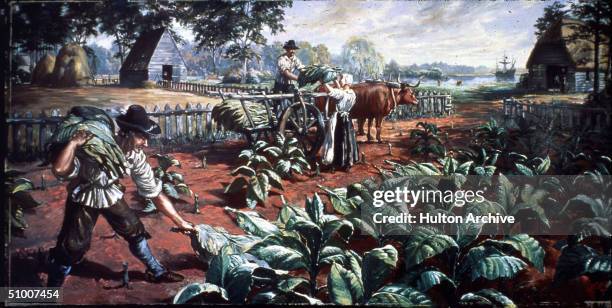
[47,106,129,179]
[212,99,270,132]
[298,64,342,87]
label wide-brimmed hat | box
[115,105,161,136]
[283,40,300,50]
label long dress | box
[321,88,359,169]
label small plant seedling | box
[201,156,207,169]
[40,174,46,191]
[388,143,392,155]
[122,262,131,289]
[193,193,201,214]
[315,162,321,176]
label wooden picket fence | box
[157,80,270,96]
[502,98,612,131]
[92,75,119,86]
[387,91,454,121]
[7,90,454,161]
[6,103,242,161]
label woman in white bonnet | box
[319,73,359,170]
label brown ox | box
[315,80,419,143]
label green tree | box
[341,37,384,81]
[534,1,567,39]
[383,59,402,81]
[223,1,292,83]
[98,0,178,64]
[64,2,99,45]
[313,44,331,65]
[569,0,608,94]
[297,41,316,65]
[262,41,285,72]
[11,2,67,56]
[177,1,233,74]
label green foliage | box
[249,194,353,296]
[48,108,129,179]
[187,223,262,264]
[459,246,528,281]
[410,122,447,158]
[555,243,611,282]
[225,142,284,209]
[474,118,507,151]
[297,64,342,87]
[267,134,311,179]
[143,154,192,212]
[459,289,516,307]
[341,36,385,81]
[5,172,42,235]
[327,245,425,305]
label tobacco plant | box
[263,134,310,179]
[224,141,284,209]
[143,154,193,213]
[248,194,354,296]
[410,122,447,158]
[5,170,42,237]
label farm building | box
[525,18,609,93]
[120,28,187,87]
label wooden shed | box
[120,28,187,87]
[525,18,609,93]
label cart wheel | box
[278,102,325,158]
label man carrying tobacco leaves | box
[46,105,196,287]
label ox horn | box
[403,76,422,88]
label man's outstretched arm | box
[152,193,196,232]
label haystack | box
[31,54,56,85]
[52,43,91,87]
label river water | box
[404,74,517,89]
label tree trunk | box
[606,36,611,81]
[241,57,247,84]
[594,29,601,94]
[593,1,601,94]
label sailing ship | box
[495,53,516,79]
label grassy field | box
[9,85,221,114]
[414,84,587,104]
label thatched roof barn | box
[120,28,187,87]
[525,18,609,93]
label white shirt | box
[55,149,163,208]
[275,54,304,85]
[328,88,356,113]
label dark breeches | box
[50,198,149,266]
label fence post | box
[195,103,203,138]
[25,111,34,158]
[205,103,214,141]
[186,103,194,140]
[164,104,173,140]
[175,104,184,140]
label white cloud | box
[264,0,551,68]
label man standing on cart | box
[273,40,304,116]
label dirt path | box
[8,85,221,114]
[8,102,498,304]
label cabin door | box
[162,65,173,81]
[546,66,566,91]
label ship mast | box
[499,52,511,72]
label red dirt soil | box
[9,102,592,305]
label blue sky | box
[93,0,560,68]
